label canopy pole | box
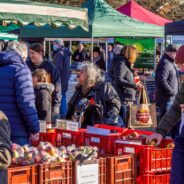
[154,38,157,70]
[48,41,51,61]
[43,40,46,57]
[105,41,108,72]
[91,37,94,63]
[69,40,72,66]
[164,35,167,49]
[97,38,100,46]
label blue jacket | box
[26,59,61,113]
[155,53,179,103]
[53,47,71,92]
[0,51,40,137]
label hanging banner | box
[115,38,155,69]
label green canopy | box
[20,0,164,38]
[0,0,88,30]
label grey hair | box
[80,63,103,95]
[6,41,28,59]
[114,45,124,55]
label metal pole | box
[91,37,94,63]
[164,35,167,49]
[48,41,51,61]
[43,40,46,57]
[69,40,72,66]
[105,41,108,72]
[154,38,157,70]
[97,38,100,46]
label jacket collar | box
[164,53,175,63]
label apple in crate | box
[167,142,175,148]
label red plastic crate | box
[114,139,173,173]
[138,173,170,184]
[38,161,72,184]
[122,129,154,137]
[84,133,121,154]
[56,128,86,147]
[94,124,127,133]
[99,157,107,184]
[8,165,37,184]
[84,124,127,154]
[106,154,136,184]
[32,131,56,147]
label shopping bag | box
[128,87,157,128]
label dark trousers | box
[157,100,180,138]
[157,100,174,122]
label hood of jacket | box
[0,51,24,67]
[34,83,55,94]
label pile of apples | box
[12,142,98,166]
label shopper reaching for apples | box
[147,83,184,146]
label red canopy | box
[117,0,171,26]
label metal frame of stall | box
[44,37,111,71]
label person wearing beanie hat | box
[53,39,71,119]
[154,44,179,123]
[72,43,87,62]
[93,46,106,71]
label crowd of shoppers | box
[1,39,184,183]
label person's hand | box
[136,81,144,90]
[30,133,39,142]
[75,55,79,60]
[146,133,163,146]
[180,104,184,112]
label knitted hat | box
[93,46,102,53]
[176,45,184,64]
[166,44,177,52]
[53,39,64,46]
[113,44,124,55]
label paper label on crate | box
[124,147,135,154]
[87,126,110,135]
[77,163,99,184]
[91,137,100,143]
[62,133,72,139]
[56,119,78,131]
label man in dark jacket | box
[53,39,71,118]
[27,43,61,120]
[93,46,106,71]
[0,111,12,184]
[155,44,179,121]
[72,44,87,62]
[0,42,40,145]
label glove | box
[30,133,39,142]
[52,106,60,122]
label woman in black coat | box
[66,63,121,128]
[110,45,143,125]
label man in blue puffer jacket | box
[0,42,40,146]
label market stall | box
[117,0,171,26]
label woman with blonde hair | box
[66,63,121,128]
[110,45,143,125]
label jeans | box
[120,104,129,127]
[11,136,29,146]
[157,100,174,122]
[60,91,67,119]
